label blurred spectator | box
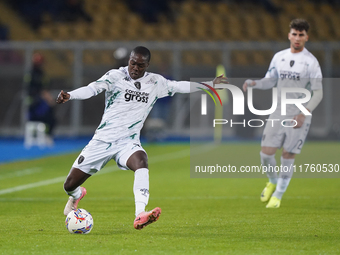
[25,53,56,141]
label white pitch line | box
[0,167,42,180]
[0,165,122,196]
[0,176,65,195]
[0,146,205,196]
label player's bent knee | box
[137,158,148,168]
[131,158,148,171]
[127,151,148,171]
[261,146,277,156]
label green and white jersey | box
[70,67,194,143]
[264,47,323,116]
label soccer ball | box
[65,208,93,234]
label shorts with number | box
[261,115,312,154]
[72,139,146,175]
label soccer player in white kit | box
[243,19,323,208]
[57,46,228,229]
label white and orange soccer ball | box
[65,208,93,234]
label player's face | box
[128,53,149,80]
[288,28,309,53]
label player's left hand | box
[213,74,228,88]
[56,90,70,104]
[293,113,306,128]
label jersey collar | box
[121,66,148,82]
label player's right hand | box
[213,74,229,86]
[56,90,70,104]
[293,113,306,129]
[242,79,256,92]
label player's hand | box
[293,113,306,129]
[242,79,256,92]
[213,74,228,88]
[56,90,70,104]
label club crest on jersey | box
[290,60,295,67]
[134,82,141,89]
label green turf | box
[0,142,339,254]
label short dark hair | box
[289,18,310,32]
[131,46,151,62]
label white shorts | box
[72,139,146,175]
[261,115,312,154]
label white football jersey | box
[265,47,323,116]
[86,67,192,142]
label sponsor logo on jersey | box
[124,89,149,103]
[279,70,300,80]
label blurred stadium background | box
[0,0,339,143]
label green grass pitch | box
[0,142,339,254]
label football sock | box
[260,151,278,184]
[133,168,149,216]
[65,186,82,199]
[273,157,295,199]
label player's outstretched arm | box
[242,78,277,92]
[168,75,228,94]
[56,90,70,104]
[242,79,256,92]
[56,84,99,104]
